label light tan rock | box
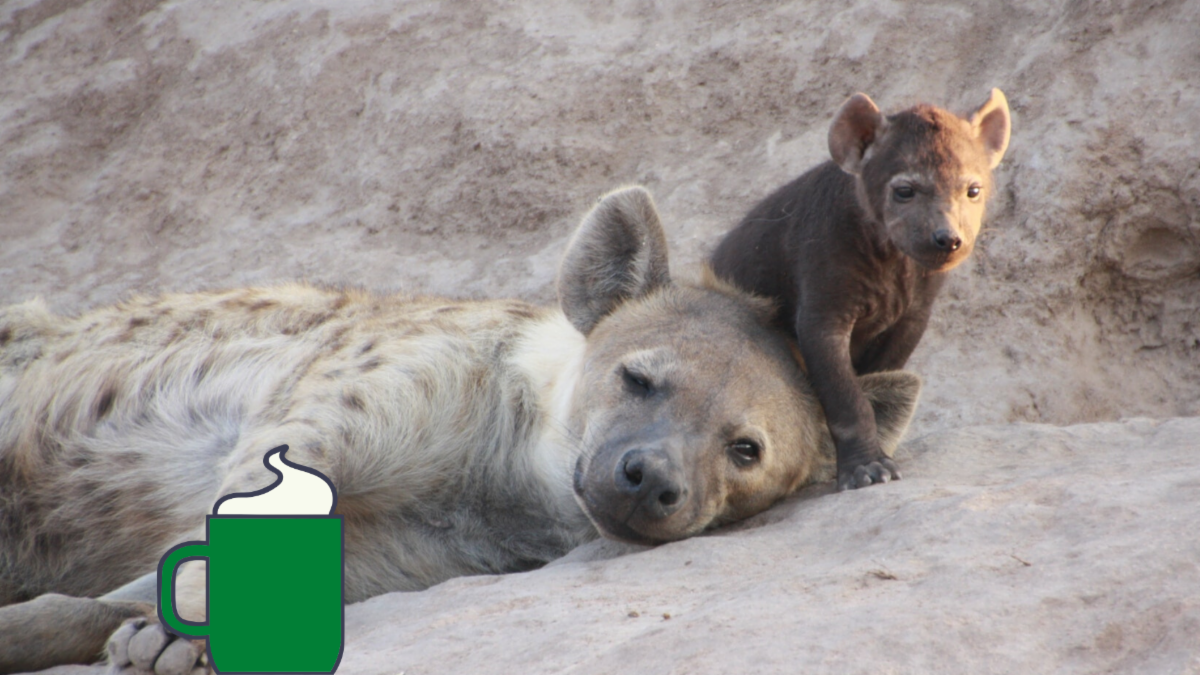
[4,1,1198,672]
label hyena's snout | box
[614,447,689,520]
[576,441,700,545]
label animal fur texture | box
[0,187,920,674]
[712,90,1010,491]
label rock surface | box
[342,417,1200,675]
[3,0,1198,672]
[3,0,1198,431]
[40,417,1200,675]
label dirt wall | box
[2,0,1198,434]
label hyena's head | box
[829,88,1011,271]
[557,188,921,545]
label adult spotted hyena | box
[0,188,920,674]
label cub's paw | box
[107,617,208,675]
[837,457,901,491]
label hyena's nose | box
[932,228,963,251]
[616,448,687,519]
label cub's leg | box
[796,315,900,490]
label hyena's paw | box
[107,617,208,675]
[837,457,902,491]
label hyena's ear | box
[828,93,885,176]
[858,371,922,456]
[557,186,671,336]
[969,88,1011,170]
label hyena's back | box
[0,283,541,604]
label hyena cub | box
[711,89,1011,491]
[0,188,922,674]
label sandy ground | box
[29,417,1200,675]
[339,417,1200,675]
[2,0,1198,672]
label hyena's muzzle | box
[574,422,713,546]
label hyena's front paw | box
[107,617,208,675]
[837,456,902,491]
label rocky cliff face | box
[3,0,1197,433]
[3,1,1198,673]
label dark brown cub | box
[710,89,1011,491]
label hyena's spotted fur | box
[0,188,921,674]
[0,285,591,606]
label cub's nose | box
[616,448,687,519]
[932,228,963,251]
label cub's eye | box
[892,185,915,202]
[967,184,982,200]
[728,439,762,467]
[621,367,653,396]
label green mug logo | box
[158,446,344,673]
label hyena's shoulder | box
[0,298,57,373]
[1,284,358,369]
[0,283,551,475]
[3,282,548,367]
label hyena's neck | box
[508,310,595,540]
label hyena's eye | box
[967,184,982,200]
[620,366,654,396]
[728,439,762,467]
[892,185,915,202]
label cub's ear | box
[557,187,671,336]
[828,93,885,176]
[858,370,922,456]
[969,88,1011,170]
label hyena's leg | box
[107,425,337,675]
[0,593,152,672]
[101,571,160,603]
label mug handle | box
[157,541,212,638]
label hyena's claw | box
[155,638,205,675]
[106,618,144,668]
[837,458,902,491]
[108,619,206,675]
[127,621,168,670]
